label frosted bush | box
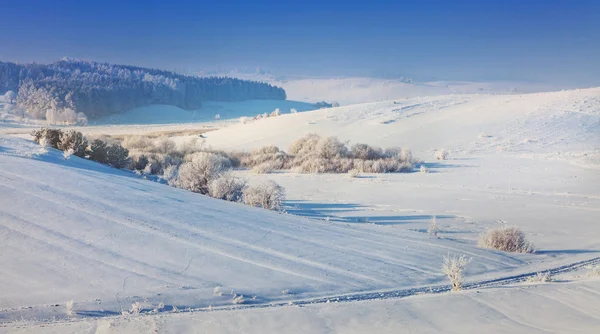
[243,180,285,211]
[162,165,179,185]
[316,136,348,159]
[38,137,49,154]
[122,135,153,150]
[31,128,62,149]
[350,143,383,160]
[420,165,430,173]
[232,294,245,305]
[66,300,74,317]
[252,162,277,174]
[130,302,142,316]
[174,152,231,194]
[428,216,440,237]
[208,173,246,202]
[478,226,535,253]
[154,138,177,154]
[348,169,359,178]
[527,272,552,283]
[290,108,298,114]
[288,133,320,155]
[435,149,448,160]
[63,148,74,160]
[442,254,470,291]
[215,113,221,120]
[587,265,600,276]
[240,116,250,124]
[270,108,281,117]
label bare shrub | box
[243,180,285,211]
[478,226,535,253]
[58,130,88,157]
[174,152,231,194]
[442,254,471,291]
[208,173,246,202]
[435,149,448,160]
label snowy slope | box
[0,136,547,323]
[7,277,600,333]
[201,88,600,166]
[94,100,316,125]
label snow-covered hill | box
[201,88,600,167]
[0,136,545,323]
[1,87,599,333]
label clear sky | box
[0,0,598,84]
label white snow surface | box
[1,87,600,332]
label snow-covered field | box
[1,88,599,333]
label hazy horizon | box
[1,0,599,85]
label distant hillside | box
[0,59,286,121]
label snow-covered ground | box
[1,87,599,332]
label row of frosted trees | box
[0,59,286,121]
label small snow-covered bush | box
[290,108,298,114]
[208,173,246,202]
[252,162,278,174]
[66,300,74,317]
[270,108,281,117]
[478,226,535,253]
[38,137,49,154]
[420,165,430,173]
[428,216,440,237]
[173,152,231,194]
[316,136,348,159]
[442,254,470,291]
[288,133,321,155]
[350,143,383,160]
[587,265,600,276]
[435,149,448,160]
[527,272,552,283]
[63,148,74,160]
[243,180,285,211]
[58,130,88,157]
[232,294,245,305]
[348,169,359,178]
[215,113,221,120]
[162,165,179,185]
[240,116,250,124]
[153,138,177,155]
[130,302,142,316]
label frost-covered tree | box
[173,152,231,194]
[1,59,287,120]
[4,90,16,103]
[58,130,88,157]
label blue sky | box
[0,0,598,84]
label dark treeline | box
[0,59,286,120]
